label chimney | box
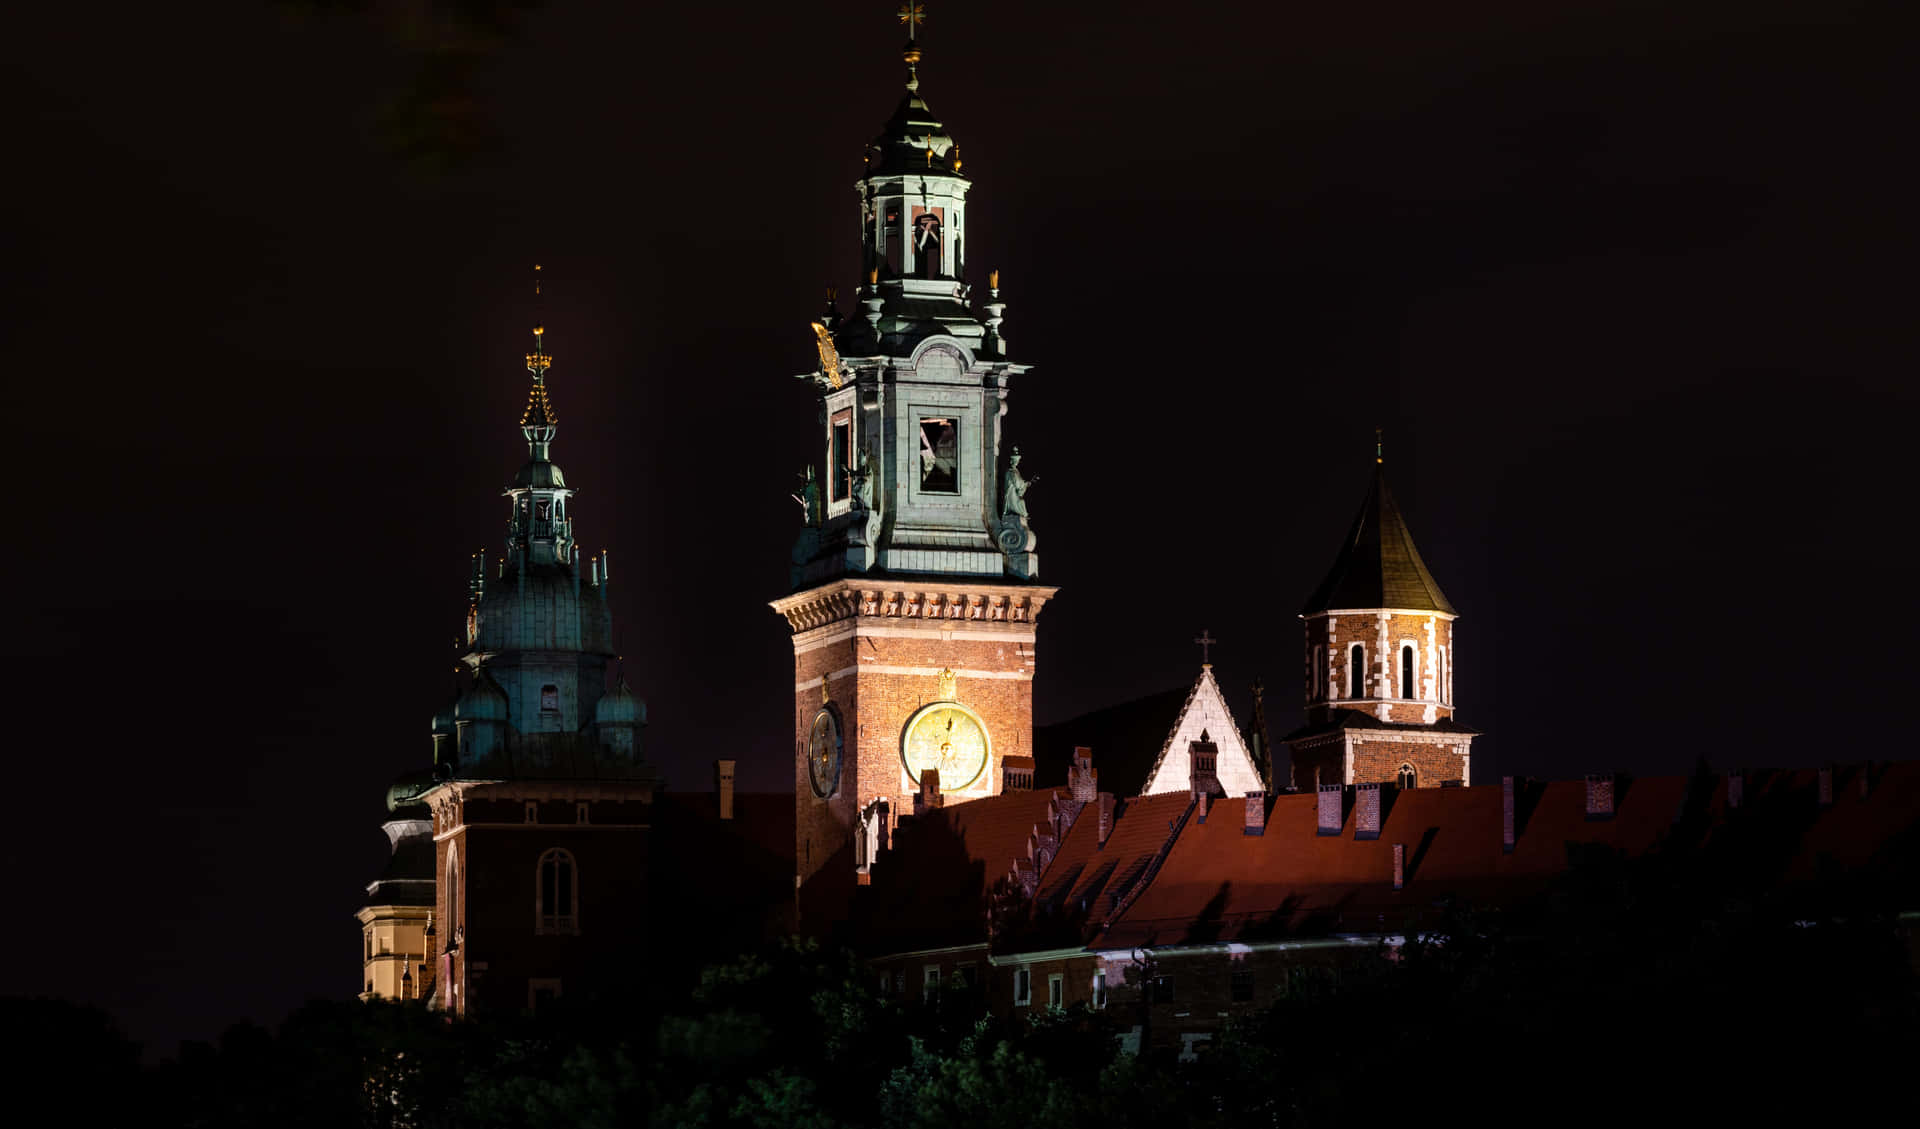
[1818,765,1833,807]
[1392,842,1406,891]
[1096,792,1117,847]
[1189,736,1219,799]
[1244,791,1266,836]
[1069,747,1097,802]
[1726,769,1744,810]
[715,759,736,821]
[1585,773,1615,820]
[918,768,943,814]
[1317,784,1343,836]
[1502,775,1516,853]
[1355,783,1381,840]
[1002,755,1035,792]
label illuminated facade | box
[770,23,1056,929]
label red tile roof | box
[859,788,1067,950]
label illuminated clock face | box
[901,703,990,791]
[807,709,841,798]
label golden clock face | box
[807,709,841,798]
[901,703,990,791]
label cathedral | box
[358,11,1918,1042]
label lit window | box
[1401,645,1415,699]
[537,848,578,935]
[1348,645,1365,698]
[541,684,560,713]
[917,418,959,493]
[1399,763,1417,790]
[1047,973,1064,1008]
[1013,967,1032,1006]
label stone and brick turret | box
[1286,443,1476,789]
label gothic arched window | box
[537,848,578,935]
[1348,645,1365,699]
[1398,763,1417,790]
[1401,645,1415,700]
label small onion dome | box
[512,458,567,489]
[430,698,457,735]
[385,769,435,815]
[596,677,643,726]
[454,670,510,722]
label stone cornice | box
[770,577,1058,635]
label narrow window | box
[524,801,538,823]
[1013,967,1032,1006]
[446,850,460,944]
[363,931,372,961]
[1231,962,1255,1003]
[1348,645,1365,698]
[540,684,559,712]
[1152,974,1175,1003]
[1312,644,1325,701]
[1399,763,1417,790]
[923,966,940,1002]
[829,410,853,502]
[575,802,589,825]
[894,970,905,995]
[1401,645,1415,699]
[537,848,577,935]
[1093,968,1108,1009]
[1047,973,1064,1008]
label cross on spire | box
[897,2,925,40]
[1194,629,1217,667]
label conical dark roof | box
[1301,465,1455,615]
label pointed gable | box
[1140,667,1265,797]
[1301,466,1455,615]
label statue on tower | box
[995,446,1039,579]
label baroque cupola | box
[787,6,1043,588]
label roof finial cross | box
[1194,629,1217,667]
[897,2,925,41]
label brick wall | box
[1302,612,1455,725]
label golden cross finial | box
[897,3,925,39]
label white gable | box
[1140,668,1265,797]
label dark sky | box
[4,0,1911,1058]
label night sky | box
[4,0,1911,1058]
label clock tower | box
[770,13,1056,929]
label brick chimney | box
[1392,842,1406,890]
[1244,791,1266,836]
[1501,775,1516,853]
[1726,769,1744,810]
[1002,755,1035,792]
[914,769,943,816]
[1316,784,1343,836]
[1189,737,1219,799]
[1069,747,1098,802]
[715,759,736,821]
[1585,773,1615,820]
[1355,783,1381,840]
[1096,792,1117,846]
[1818,765,1833,807]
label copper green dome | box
[595,676,644,726]
[454,670,509,722]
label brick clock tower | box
[770,18,1055,928]
[1285,445,1477,790]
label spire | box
[865,4,960,178]
[1301,452,1456,616]
[520,265,557,460]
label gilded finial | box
[898,3,925,89]
[898,3,925,40]
[1375,427,1383,465]
[521,265,557,429]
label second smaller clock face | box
[807,709,841,798]
[901,704,990,792]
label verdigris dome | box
[430,698,456,735]
[454,671,509,722]
[385,769,435,815]
[595,678,644,726]
[511,458,567,489]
